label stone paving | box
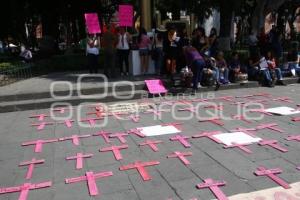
[0,85,300,200]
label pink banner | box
[119,5,133,27]
[145,80,168,94]
[84,13,101,34]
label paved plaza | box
[0,85,300,200]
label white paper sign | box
[137,125,181,136]
[213,132,262,146]
[265,107,300,116]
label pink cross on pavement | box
[66,153,93,169]
[52,107,72,114]
[59,134,91,146]
[109,133,129,144]
[167,151,192,165]
[161,122,183,131]
[99,145,128,160]
[256,123,284,133]
[129,115,140,123]
[0,181,52,200]
[273,97,293,103]
[22,139,58,153]
[192,131,222,143]
[93,131,112,143]
[144,109,169,117]
[58,119,75,128]
[199,117,224,126]
[216,96,234,102]
[80,117,103,127]
[292,117,300,122]
[31,122,54,131]
[29,114,49,121]
[127,129,146,138]
[178,107,198,113]
[170,135,191,148]
[286,135,300,142]
[224,142,253,154]
[258,140,288,152]
[254,166,291,189]
[249,109,273,116]
[139,140,163,152]
[204,105,224,111]
[196,178,228,200]
[119,160,160,181]
[230,127,257,136]
[65,171,113,196]
[19,158,45,179]
[231,115,252,124]
[87,110,105,118]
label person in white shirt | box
[19,45,33,63]
[116,27,132,76]
[86,35,100,74]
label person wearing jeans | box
[116,27,131,76]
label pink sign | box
[145,80,168,94]
[84,13,101,34]
[119,5,133,27]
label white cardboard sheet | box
[212,132,262,146]
[265,106,300,116]
[137,125,181,136]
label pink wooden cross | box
[0,181,52,200]
[273,97,293,103]
[170,135,191,148]
[199,117,224,126]
[196,178,228,200]
[58,119,75,128]
[29,114,49,121]
[216,96,234,102]
[167,151,192,165]
[231,99,269,106]
[286,135,300,142]
[129,115,140,123]
[191,98,209,103]
[178,107,198,113]
[65,171,113,196]
[236,93,271,99]
[231,115,252,124]
[59,134,91,146]
[22,139,58,153]
[93,131,112,143]
[254,166,291,189]
[66,153,93,169]
[204,105,224,111]
[80,117,103,127]
[52,107,72,114]
[108,112,128,120]
[139,140,163,152]
[258,140,288,152]
[119,160,160,181]
[249,109,273,116]
[87,110,105,118]
[109,133,129,144]
[193,131,222,143]
[256,123,284,133]
[161,122,183,131]
[19,158,45,179]
[99,145,128,160]
[224,142,253,154]
[297,166,300,170]
[127,129,146,138]
[292,117,300,122]
[144,109,169,117]
[31,122,54,131]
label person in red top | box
[138,27,151,75]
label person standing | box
[138,27,151,75]
[116,27,132,76]
[164,29,180,75]
[102,25,117,78]
[153,31,164,75]
[86,35,100,74]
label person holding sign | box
[116,27,132,76]
[86,35,100,74]
[138,27,151,75]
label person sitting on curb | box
[266,51,286,86]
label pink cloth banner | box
[84,13,101,34]
[145,80,168,94]
[119,5,133,27]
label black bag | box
[201,69,215,87]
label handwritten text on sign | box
[84,13,101,34]
[119,5,133,27]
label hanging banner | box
[119,5,133,27]
[84,13,101,34]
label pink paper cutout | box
[145,79,167,94]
